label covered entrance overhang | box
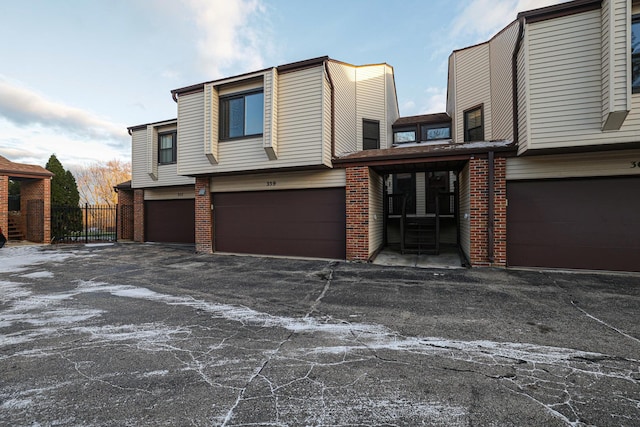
[334,141,517,268]
[0,155,54,244]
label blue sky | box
[0,0,565,169]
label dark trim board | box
[214,188,346,259]
[506,176,640,272]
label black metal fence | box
[51,204,117,243]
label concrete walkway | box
[372,245,464,269]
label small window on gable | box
[421,124,451,141]
[158,131,177,164]
[393,130,416,144]
[363,119,380,150]
[632,15,640,93]
[464,106,484,142]
[220,90,264,140]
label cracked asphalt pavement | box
[1,243,639,426]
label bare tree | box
[76,159,131,206]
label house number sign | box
[631,161,640,168]
[266,181,276,186]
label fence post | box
[115,204,119,243]
[85,203,88,244]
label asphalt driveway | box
[1,243,639,426]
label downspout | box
[323,59,336,160]
[488,151,495,264]
[511,17,525,145]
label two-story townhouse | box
[504,0,640,272]
[336,0,639,272]
[121,57,399,260]
[120,0,640,272]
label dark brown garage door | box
[507,177,640,272]
[145,199,195,244]
[214,188,346,259]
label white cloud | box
[451,0,570,41]
[0,76,127,141]
[0,118,129,169]
[420,87,447,115]
[185,0,269,78]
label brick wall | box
[117,189,134,240]
[468,157,507,267]
[0,176,7,239]
[346,166,369,261]
[133,189,144,242]
[194,177,213,254]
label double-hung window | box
[363,119,380,150]
[220,90,264,139]
[632,15,640,93]
[158,131,177,164]
[464,106,484,142]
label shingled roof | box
[0,155,54,179]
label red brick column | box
[493,158,507,266]
[42,178,51,244]
[468,157,507,267]
[346,166,369,261]
[133,189,145,242]
[195,177,213,254]
[117,189,134,241]
[469,158,489,266]
[0,176,7,239]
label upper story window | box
[363,119,380,150]
[421,124,451,141]
[220,90,264,140]
[464,106,484,142]
[158,131,177,164]
[632,15,640,93]
[393,129,416,144]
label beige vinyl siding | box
[322,71,332,166]
[144,185,195,200]
[506,149,640,180]
[356,65,387,151]
[446,55,456,124]
[210,169,345,193]
[453,43,492,142]
[131,128,148,188]
[415,172,426,216]
[178,66,326,175]
[490,21,519,140]
[385,66,400,149]
[203,83,219,164]
[177,91,209,176]
[523,9,640,150]
[328,61,357,156]
[263,68,279,160]
[146,125,158,180]
[517,32,529,152]
[602,0,611,124]
[458,164,470,260]
[368,169,384,256]
[602,0,630,129]
[132,124,194,189]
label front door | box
[393,173,416,215]
[426,171,450,214]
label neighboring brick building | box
[0,155,53,244]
